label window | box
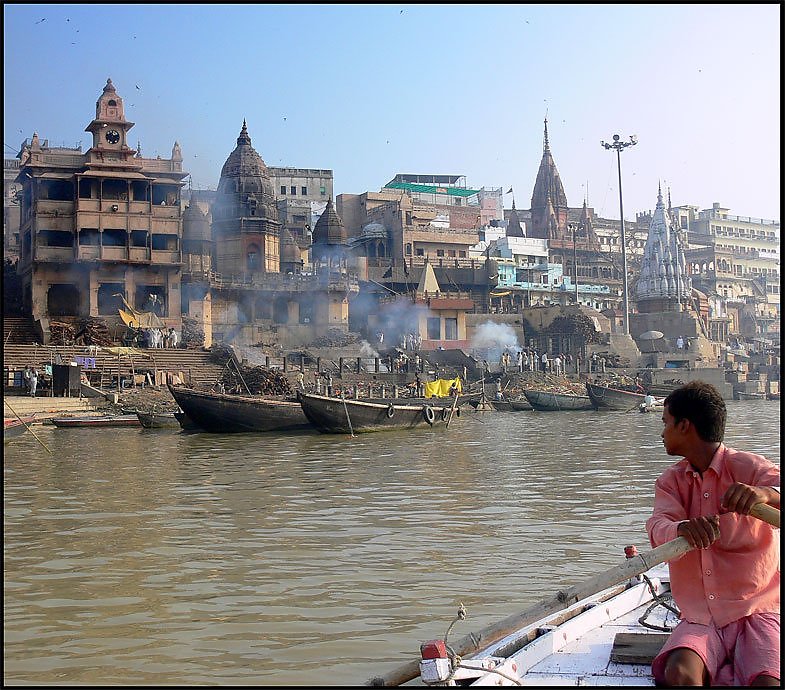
[459,250,466,258]
[39,230,73,247]
[281,186,287,195]
[102,229,126,247]
[131,230,148,247]
[320,186,326,196]
[301,186,307,195]
[415,248,424,256]
[448,250,456,257]
[247,244,260,271]
[445,318,458,340]
[291,186,297,195]
[427,317,440,340]
[98,283,124,315]
[151,233,178,250]
[436,249,445,257]
[405,243,412,255]
[79,229,100,245]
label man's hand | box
[721,482,775,515]
[677,515,720,549]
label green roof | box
[384,182,480,197]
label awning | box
[76,170,150,180]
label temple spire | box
[543,117,550,152]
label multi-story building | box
[337,174,500,315]
[646,202,780,341]
[14,78,187,334]
[4,157,22,258]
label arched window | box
[247,244,260,271]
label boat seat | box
[610,632,670,664]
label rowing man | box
[646,381,780,686]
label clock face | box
[105,129,120,144]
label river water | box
[3,400,780,685]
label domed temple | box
[180,121,359,347]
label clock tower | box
[85,78,136,165]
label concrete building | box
[641,201,780,343]
[13,78,187,339]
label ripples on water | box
[3,401,779,684]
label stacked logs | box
[74,318,114,346]
[181,317,205,349]
[219,365,293,396]
[49,321,77,346]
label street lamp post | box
[568,222,579,305]
[601,133,637,335]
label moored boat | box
[490,397,533,412]
[523,389,594,411]
[168,384,311,433]
[297,391,459,434]
[174,410,201,431]
[586,381,647,411]
[136,410,181,429]
[735,391,767,400]
[4,416,37,441]
[50,414,142,428]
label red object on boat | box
[420,640,448,659]
[624,545,639,558]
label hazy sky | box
[3,4,780,221]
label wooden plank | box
[610,632,670,664]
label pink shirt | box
[646,444,780,627]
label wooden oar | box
[366,503,780,687]
[341,392,355,438]
[3,398,53,455]
[445,387,460,429]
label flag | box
[506,187,513,194]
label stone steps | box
[3,394,100,418]
[2,344,225,388]
[3,317,39,344]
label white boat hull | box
[420,565,677,687]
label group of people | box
[22,365,39,397]
[124,326,179,349]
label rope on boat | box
[439,603,523,686]
[637,573,680,632]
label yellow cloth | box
[423,377,462,399]
[102,346,152,358]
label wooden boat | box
[370,504,780,688]
[50,414,142,428]
[523,389,594,411]
[168,384,311,433]
[410,562,676,686]
[136,410,181,429]
[297,391,459,434]
[490,397,532,412]
[174,410,201,431]
[4,416,36,441]
[586,382,647,411]
[735,391,767,400]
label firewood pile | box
[49,318,114,346]
[208,343,235,364]
[181,317,205,348]
[219,365,293,396]
[501,372,586,398]
[310,329,360,348]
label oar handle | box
[750,502,780,528]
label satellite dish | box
[639,330,664,341]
